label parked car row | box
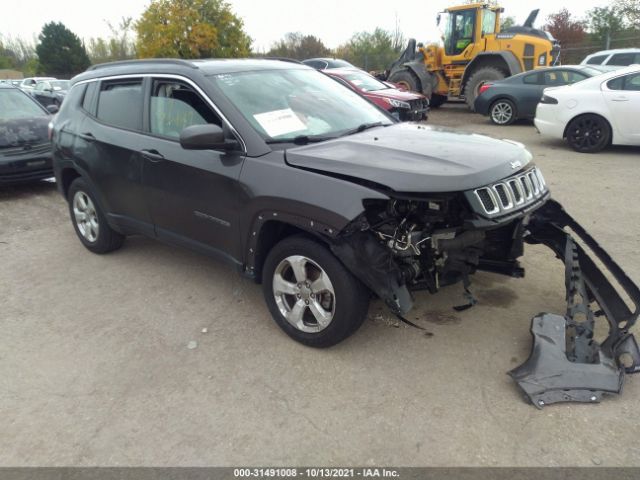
[474,63,640,153]
[17,76,70,108]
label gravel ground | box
[1,104,639,466]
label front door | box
[141,78,246,263]
[602,72,640,144]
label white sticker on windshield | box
[253,108,307,137]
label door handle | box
[78,132,95,142]
[140,149,165,162]
[612,97,629,102]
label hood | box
[0,116,50,149]
[365,88,424,101]
[285,123,532,192]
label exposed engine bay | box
[330,168,640,408]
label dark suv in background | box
[51,59,639,407]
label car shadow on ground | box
[0,178,57,200]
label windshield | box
[0,90,46,120]
[340,71,389,92]
[51,80,70,91]
[210,68,392,142]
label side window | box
[585,54,607,65]
[305,61,322,69]
[523,73,542,85]
[82,82,98,113]
[607,76,625,90]
[96,79,143,131]
[566,71,587,84]
[481,10,497,36]
[607,53,635,66]
[149,79,222,140]
[623,73,640,92]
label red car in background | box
[324,68,429,121]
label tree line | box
[1,0,639,78]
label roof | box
[75,58,310,83]
[584,48,640,57]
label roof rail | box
[88,58,198,71]
[260,57,304,65]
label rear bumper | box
[473,95,491,116]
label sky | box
[0,0,608,51]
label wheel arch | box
[563,112,614,143]
[462,52,522,91]
[60,167,81,199]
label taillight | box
[479,84,492,95]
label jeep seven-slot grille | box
[472,167,547,216]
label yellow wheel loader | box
[386,3,560,109]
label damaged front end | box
[330,165,639,407]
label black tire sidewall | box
[465,67,506,110]
[67,178,121,253]
[262,236,369,348]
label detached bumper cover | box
[511,199,640,407]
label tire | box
[388,69,422,94]
[67,177,125,254]
[464,67,506,111]
[262,235,370,348]
[565,114,611,153]
[489,98,516,125]
[429,94,447,109]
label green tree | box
[615,0,640,28]
[587,6,625,47]
[335,28,403,71]
[36,22,90,75]
[267,33,330,59]
[135,0,251,59]
[500,16,516,30]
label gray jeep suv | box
[51,59,639,407]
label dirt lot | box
[1,104,639,467]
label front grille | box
[471,167,547,217]
[2,142,51,158]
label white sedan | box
[535,65,640,153]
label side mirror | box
[46,104,59,114]
[179,124,236,150]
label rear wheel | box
[566,114,611,153]
[464,67,506,111]
[262,236,370,348]
[489,99,516,125]
[67,178,124,254]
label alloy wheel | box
[491,101,513,125]
[272,255,336,333]
[568,117,607,151]
[72,191,99,242]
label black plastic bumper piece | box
[509,313,624,408]
[511,199,640,407]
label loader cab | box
[440,4,500,57]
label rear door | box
[141,77,246,262]
[78,77,153,234]
[602,72,640,144]
[517,72,546,117]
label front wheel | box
[464,67,506,111]
[566,114,611,153]
[388,69,422,94]
[262,236,370,348]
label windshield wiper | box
[343,121,389,137]
[266,134,336,145]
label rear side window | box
[543,70,587,86]
[606,53,637,66]
[608,73,640,91]
[522,73,542,85]
[82,82,97,113]
[585,54,608,65]
[96,80,143,131]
